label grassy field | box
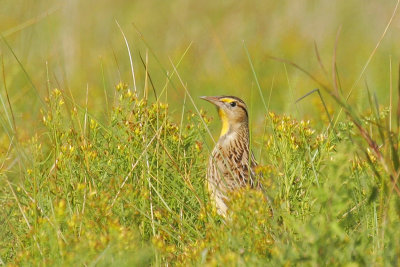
[1,0,400,265]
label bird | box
[200,95,260,216]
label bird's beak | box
[200,96,222,107]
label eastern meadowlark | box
[200,95,260,216]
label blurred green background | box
[1,0,399,139]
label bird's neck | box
[218,108,249,138]
[219,121,249,146]
[218,108,230,137]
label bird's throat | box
[218,108,229,137]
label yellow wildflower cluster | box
[268,111,326,152]
[115,82,128,91]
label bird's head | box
[200,95,248,137]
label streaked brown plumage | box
[200,96,259,216]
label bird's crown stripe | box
[220,98,235,103]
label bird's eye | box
[230,102,236,107]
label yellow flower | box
[90,119,98,129]
[52,88,61,96]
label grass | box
[1,0,400,265]
[1,67,400,265]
